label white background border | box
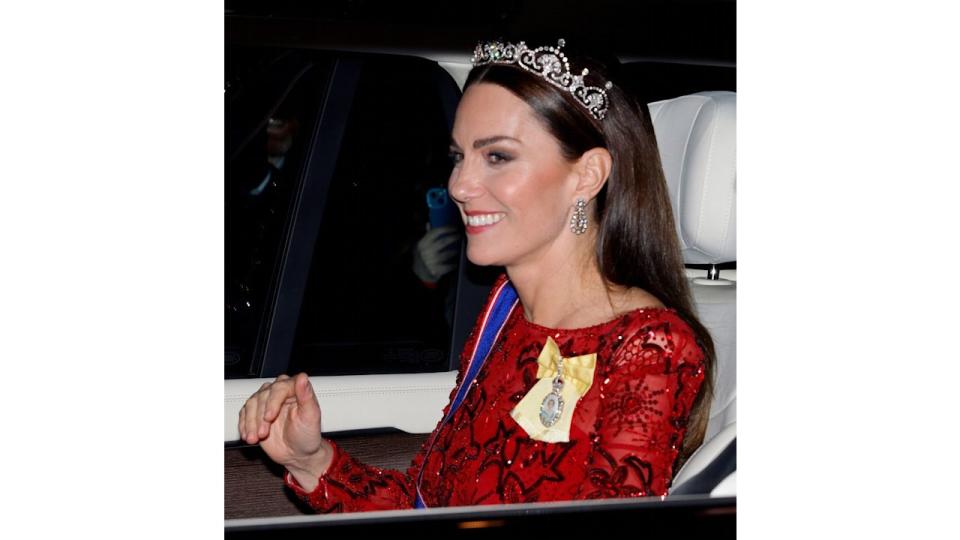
[2,1,958,537]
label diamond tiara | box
[471,38,614,121]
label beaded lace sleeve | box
[282,370,466,513]
[283,435,423,512]
[573,315,706,499]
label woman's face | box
[448,82,579,267]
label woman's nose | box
[448,167,483,203]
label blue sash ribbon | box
[414,279,518,509]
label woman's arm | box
[284,274,505,513]
[574,316,706,499]
[283,309,493,512]
[282,438,335,492]
[283,434,427,512]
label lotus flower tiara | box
[471,38,614,121]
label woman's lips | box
[465,221,500,234]
[463,211,505,234]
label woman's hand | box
[238,373,332,488]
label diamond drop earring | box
[570,198,588,235]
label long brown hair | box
[465,47,716,469]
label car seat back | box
[649,91,736,494]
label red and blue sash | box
[414,278,518,509]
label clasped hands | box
[238,373,333,491]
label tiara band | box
[471,38,614,121]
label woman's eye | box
[487,152,512,164]
[448,151,463,165]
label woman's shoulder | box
[611,301,704,367]
[615,305,695,339]
[614,285,667,311]
[604,286,674,330]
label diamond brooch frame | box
[471,38,614,121]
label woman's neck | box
[505,231,614,329]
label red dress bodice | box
[284,274,706,513]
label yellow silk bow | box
[509,336,597,443]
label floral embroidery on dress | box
[284,273,705,513]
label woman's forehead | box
[452,83,540,145]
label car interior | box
[224,47,736,521]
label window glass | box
[225,48,334,378]
[288,54,461,376]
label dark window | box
[225,50,732,379]
[225,49,334,378]
[287,55,461,376]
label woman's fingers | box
[293,373,320,424]
[248,382,274,442]
[251,392,266,442]
[264,377,297,424]
[256,388,270,438]
[238,405,246,441]
[244,394,261,444]
[237,375,301,444]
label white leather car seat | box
[647,91,737,495]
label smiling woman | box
[447,84,598,268]
[238,37,718,513]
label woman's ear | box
[573,147,612,201]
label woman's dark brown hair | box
[464,46,716,471]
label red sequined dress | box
[284,274,706,513]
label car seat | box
[647,91,737,496]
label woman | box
[238,38,715,513]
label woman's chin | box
[465,245,505,268]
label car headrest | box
[649,91,736,265]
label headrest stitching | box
[696,100,720,259]
[682,97,709,252]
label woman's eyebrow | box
[449,135,522,150]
